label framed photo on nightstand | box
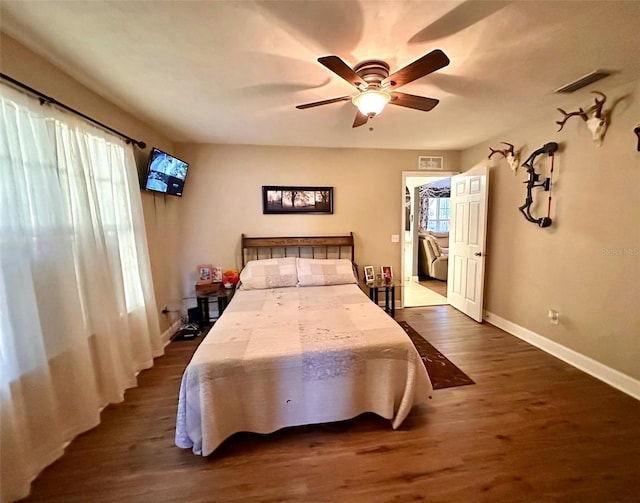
[211,266,223,283]
[363,265,375,283]
[196,264,214,285]
[381,266,393,280]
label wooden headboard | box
[241,232,355,267]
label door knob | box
[474,252,482,257]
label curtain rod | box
[1,73,147,149]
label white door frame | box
[401,171,458,308]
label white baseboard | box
[161,319,182,348]
[483,310,640,401]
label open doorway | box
[402,172,455,307]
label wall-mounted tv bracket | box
[519,142,559,228]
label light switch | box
[391,234,400,243]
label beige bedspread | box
[175,284,432,455]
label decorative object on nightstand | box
[196,264,214,285]
[381,265,393,281]
[222,269,240,289]
[363,265,375,283]
[211,266,223,283]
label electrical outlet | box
[391,234,400,243]
[548,309,559,325]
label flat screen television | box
[143,147,189,197]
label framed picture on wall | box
[262,186,333,214]
[363,265,375,283]
[196,264,214,285]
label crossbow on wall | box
[519,142,558,228]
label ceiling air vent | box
[554,70,611,94]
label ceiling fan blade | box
[389,92,439,112]
[296,96,351,109]
[352,111,369,128]
[383,49,450,89]
[318,56,364,89]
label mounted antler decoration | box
[556,91,608,145]
[488,142,519,174]
[519,142,558,228]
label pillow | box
[239,257,298,290]
[296,258,357,287]
[427,235,442,258]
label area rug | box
[398,321,475,390]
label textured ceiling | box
[2,1,639,150]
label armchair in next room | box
[418,233,448,281]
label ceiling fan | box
[296,49,450,128]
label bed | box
[175,233,432,456]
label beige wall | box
[461,78,640,380]
[173,144,460,298]
[6,28,637,383]
[1,33,182,332]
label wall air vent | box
[554,70,611,94]
[418,156,443,170]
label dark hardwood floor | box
[21,306,640,502]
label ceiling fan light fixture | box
[352,90,391,117]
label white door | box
[447,164,489,322]
[401,171,457,296]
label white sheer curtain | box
[0,84,162,502]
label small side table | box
[195,282,235,327]
[363,279,399,318]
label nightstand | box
[195,282,235,327]
[362,278,399,318]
